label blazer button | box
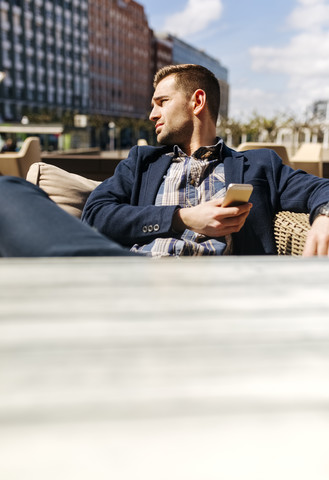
[142,225,148,233]
[154,224,159,232]
[148,225,154,232]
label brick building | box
[89,0,152,119]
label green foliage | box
[217,110,322,147]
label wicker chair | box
[290,143,323,177]
[236,143,311,255]
[236,142,291,166]
[274,211,310,256]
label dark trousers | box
[0,176,134,257]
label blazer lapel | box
[139,152,173,205]
[223,144,245,187]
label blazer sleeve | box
[240,148,329,217]
[81,148,179,247]
[269,152,329,222]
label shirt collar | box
[172,137,224,161]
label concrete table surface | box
[1,256,329,479]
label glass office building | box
[0,0,89,122]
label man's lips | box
[155,123,163,132]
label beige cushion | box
[26,162,101,218]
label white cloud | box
[229,87,289,121]
[251,32,329,78]
[162,0,223,37]
[249,0,329,117]
[288,0,329,30]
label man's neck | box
[182,136,217,156]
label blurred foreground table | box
[1,256,329,480]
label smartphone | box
[222,183,253,207]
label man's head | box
[150,64,220,152]
[153,64,220,124]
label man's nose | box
[149,105,159,122]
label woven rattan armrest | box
[274,211,310,256]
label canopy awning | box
[0,124,63,134]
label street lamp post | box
[0,72,6,123]
[108,121,115,151]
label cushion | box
[26,162,101,218]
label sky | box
[138,0,329,121]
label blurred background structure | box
[0,0,229,151]
[0,0,328,172]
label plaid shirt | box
[131,138,232,257]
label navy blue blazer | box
[82,143,329,255]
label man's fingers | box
[175,199,252,237]
[211,204,252,235]
[217,205,252,224]
[302,237,317,257]
[221,203,253,216]
[313,237,329,256]
[213,210,250,235]
[303,232,329,257]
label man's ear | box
[192,89,206,116]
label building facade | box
[0,0,89,123]
[0,0,230,146]
[151,32,173,75]
[306,100,329,123]
[88,0,152,119]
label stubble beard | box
[156,122,193,149]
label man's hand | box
[172,198,252,237]
[303,215,329,256]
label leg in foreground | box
[0,176,134,257]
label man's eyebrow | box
[151,95,168,106]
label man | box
[1,138,17,153]
[82,64,329,256]
[0,64,329,257]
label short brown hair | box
[153,64,220,123]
